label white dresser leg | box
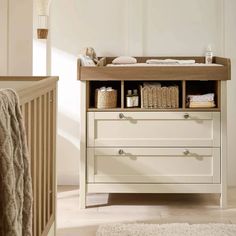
[220,192,227,209]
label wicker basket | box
[140,85,179,109]
[95,89,117,109]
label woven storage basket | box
[170,86,179,108]
[140,85,179,109]
[95,89,117,109]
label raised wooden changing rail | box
[78,56,231,81]
[0,76,58,236]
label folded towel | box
[112,56,137,65]
[97,87,114,92]
[187,93,214,102]
[146,59,196,65]
[0,89,33,236]
[189,101,216,108]
[178,60,196,64]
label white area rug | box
[96,223,236,236]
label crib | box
[0,76,58,236]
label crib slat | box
[40,96,43,231]
[52,89,56,218]
[47,92,51,221]
[27,102,31,157]
[31,99,37,236]
[41,95,45,231]
[50,91,53,215]
[41,95,44,231]
[43,94,47,229]
[50,90,55,216]
[37,96,42,236]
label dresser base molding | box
[86,184,221,194]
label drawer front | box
[87,148,220,184]
[87,112,220,147]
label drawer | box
[87,148,220,184]
[87,112,220,147]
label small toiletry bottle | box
[126,90,133,108]
[205,44,213,64]
[133,89,139,107]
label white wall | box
[51,0,236,186]
[0,0,8,75]
[51,0,129,185]
[0,0,33,75]
[225,0,236,186]
[8,0,33,75]
[143,0,224,56]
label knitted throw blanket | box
[0,89,33,236]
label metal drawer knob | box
[184,113,190,119]
[119,113,125,119]
[183,149,190,155]
[118,149,125,155]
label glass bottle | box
[126,90,133,108]
[132,89,139,107]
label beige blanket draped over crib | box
[0,89,33,236]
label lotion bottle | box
[205,44,213,64]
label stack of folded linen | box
[187,93,215,108]
[146,59,196,65]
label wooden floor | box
[57,186,236,236]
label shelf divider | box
[121,81,124,109]
[86,81,90,110]
[182,80,186,109]
[217,81,221,109]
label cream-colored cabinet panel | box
[87,112,220,147]
[87,148,220,184]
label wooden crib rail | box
[18,77,58,236]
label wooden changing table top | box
[78,56,231,81]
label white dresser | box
[78,56,231,209]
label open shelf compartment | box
[185,80,220,109]
[124,80,183,109]
[88,81,122,109]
